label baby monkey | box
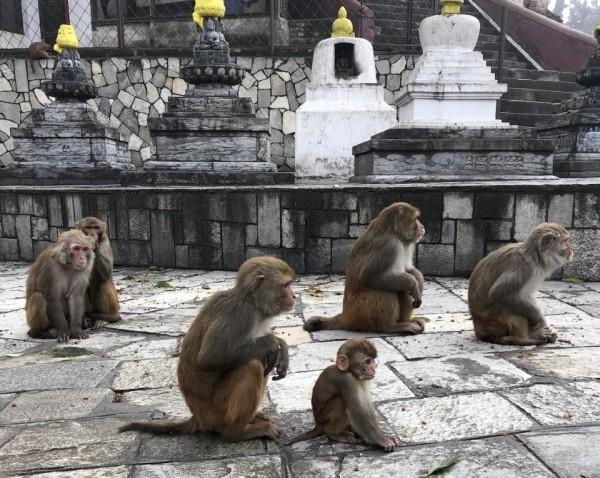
[288,337,399,452]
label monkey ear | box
[253,273,266,289]
[335,354,349,371]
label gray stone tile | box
[0,360,118,393]
[537,297,587,316]
[0,338,37,357]
[123,386,188,419]
[274,326,312,346]
[379,392,536,444]
[508,347,600,379]
[289,456,339,477]
[13,466,132,478]
[133,455,281,477]
[520,426,600,478]
[390,353,532,397]
[387,332,527,359]
[107,313,193,336]
[119,289,199,314]
[423,312,474,333]
[104,337,179,360]
[289,338,406,373]
[0,417,140,473]
[334,437,554,477]
[0,388,114,424]
[54,330,146,352]
[0,310,38,341]
[112,358,178,391]
[0,394,16,412]
[503,381,600,426]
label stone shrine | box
[352,0,555,183]
[123,0,292,185]
[294,8,396,181]
[0,25,131,185]
[537,23,600,177]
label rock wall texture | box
[0,54,413,170]
[1,181,599,279]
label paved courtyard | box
[0,262,599,477]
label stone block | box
[473,192,514,219]
[32,196,46,217]
[246,224,257,246]
[129,241,153,266]
[282,209,306,249]
[306,238,331,273]
[33,240,52,258]
[184,220,221,246]
[205,193,257,223]
[0,194,17,214]
[150,210,175,267]
[47,195,63,227]
[441,220,455,243]
[1,214,16,237]
[31,217,49,241]
[331,239,353,274]
[308,210,348,238]
[484,220,513,241]
[0,238,18,260]
[189,245,222,269]
[563,229,600,281]
[417,244,455,276]
[15,215,33,260]
[257,193,281,247]
[455,220,485,275]
[548,194,574,226]
[157,193,181,211]
[443,192,473,219]
[128,209,150,240]
[515,194,547,241]
[574,193,600,227]
[222,222,245,270]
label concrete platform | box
[0,263,599,476]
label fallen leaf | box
[155,281,173,289]
[563,276,583,284]
[50,346,92,358]
[426,456,459,476]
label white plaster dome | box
[419,14,480,52]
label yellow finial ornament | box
[440,0,463,15]
[193,0,226,28]
[53,24,78,54]
[331,7,355,38]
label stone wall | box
[0,54,413,170]
[1,181,599,279]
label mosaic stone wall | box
[0,54,413,170]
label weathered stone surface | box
[123,386,188,419]
[380,392,535,444]
[508,347,600,379]
[391,353,531,396]
[134,455,281,476]
[16,465,131,477]
[0,339,35,357]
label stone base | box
[352,127,555,182]
[121,170,294,185]
[0,167,123,185]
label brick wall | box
[1,181,600,279]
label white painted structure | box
[295,37,396,180]
[396,13,509,128]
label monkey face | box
[356,354,378,380]
[279,277,296,312]
[414,218,426,242]
[70,242,92,270]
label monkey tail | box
[285,426,323,445]
[118,417,195,435]
[303,314,344,332]
[89,313,121,323]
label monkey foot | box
[328,431,359,445]
[82,317,94,329]
[57,332,70,343]
[92,320,108,330]
[71,330,90,340]
[531,326,558,344]
[252,412,274,424]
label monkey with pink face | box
[469,223,573,346]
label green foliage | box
[425,456,460,476]
[155,280,174,289]
[50,347,92,358]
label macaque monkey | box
[76,217,120,327]
[287,338,399,452]
[26,230,96,342]
[469,223,573,346]
[120,256,295,441]
[27,41,52,72]
[304,202,426,334]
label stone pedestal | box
[396,14,508,128]
[537,33,600,177]
[295,37,396,181]
[352,127,555,182]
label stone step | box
[503,68,578,82]
[481,50,524,63]
[478,33,500,43]
[502,87,577,102]
[499,99,558,114]
[497,111,554,126]
[486,59,530,70]
[505,78,582,92]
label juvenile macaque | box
[26,230,95,342]
[287,337,399,452]
[469,223,573,345]
[305,202,426,334]
[76,217,120,327]
[120,256,295,441]
[27,41,52,72]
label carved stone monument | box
[294,8,396,181]
[538,24,600,177]
[352,0,555,183]
[123,0,292,185]
[0,25,132,185]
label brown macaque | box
[27,41,52,72]
[304,202,426,334]
[26,230,96,342]
[76,217,120,328]
[469,223,573,346]
[119,256,296,441]
[287,338,399,452]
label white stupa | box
[294,7,397,180]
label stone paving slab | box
[0,263,599,477]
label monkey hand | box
[376,434,400,453]
[411,291,422,308]
[272,339,289,381]
[57,330,70,343]
[260,336,281,377]
[70,328,89,340]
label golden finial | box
[331,7,355,38]
[440,0,464,15]
[53,24,78,54]
[192,0,226,28]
